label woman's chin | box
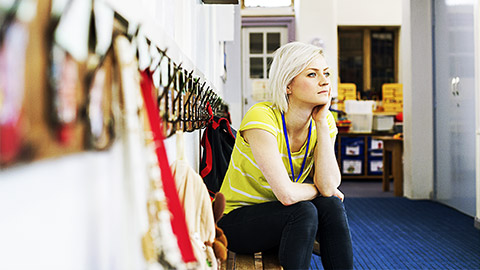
[314,98,330,106]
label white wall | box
[295,0,339,95]
[108,0,233,97]
[401,0,480,224]
[293,0,402,98]
[337,0,403,26]
[222,5,243,129]
[400,0,434,199]
[0,144,139,270]
[0,0,235,269]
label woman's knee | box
[288,201,318,226]
[312,196,347,220]
[313,196,345,209]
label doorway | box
[241,26,288,114]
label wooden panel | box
[262,252,282,270]
[394,29,399,83]
[254,252,263,270]
[234,253,255,270]
[313,240,321,256]
[363,29,371,93]
[223,251,235,270]
[224,250,284,270]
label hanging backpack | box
[200,116,236,198]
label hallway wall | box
[222,5,243,129]
[294,0,339,95]
[292,0,402,99]
[402,0,480,223]
[0,0,236,269]
[400,0,434,200]
[337,0,402,25]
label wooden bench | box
[221,251,282,270]
[220,240,320,269]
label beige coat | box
[172,159,217,270]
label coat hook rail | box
[113,10,229,137]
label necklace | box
[281,113,312,182]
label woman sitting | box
[218,42,353,270]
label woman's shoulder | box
[240,102,281,133]
[249,101,276,112]
[245,102,279,119]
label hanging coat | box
[172,159,218,270]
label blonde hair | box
[268,42,324,113]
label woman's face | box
[287,55,331,108]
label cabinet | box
[433,0,476,216]
[335,133,391,179]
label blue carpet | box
[310,198,480,270]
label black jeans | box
[218,196,353,270]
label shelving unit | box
[335,132,393,179]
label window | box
[338,27,399,100]
[245,30,284,78]
[338,30,364,95]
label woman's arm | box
[243,128,319,206]
[311,86,341,196]
[312,121,341,197]
[309,134,344,200]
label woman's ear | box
[286,85,292,95]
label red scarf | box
[140,71,196,263]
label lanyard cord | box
[281,113,312,182]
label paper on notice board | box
[252,79,271,101]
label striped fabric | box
[220,102,338,214]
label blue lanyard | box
[281,113,312,182]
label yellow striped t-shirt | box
[219,101,338,214]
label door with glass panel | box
[242,27,288,115]
[433,0,476,216]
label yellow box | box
[382,83,403,94]
[338,94,356,102]
[344,93,357,99]
[382,89,396,97]
[382,83,403,103]
[383,103,403,112]
[383,97,403,104]
[338,83,356,96]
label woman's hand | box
[333,188,344,202]
[311,87,332,123]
